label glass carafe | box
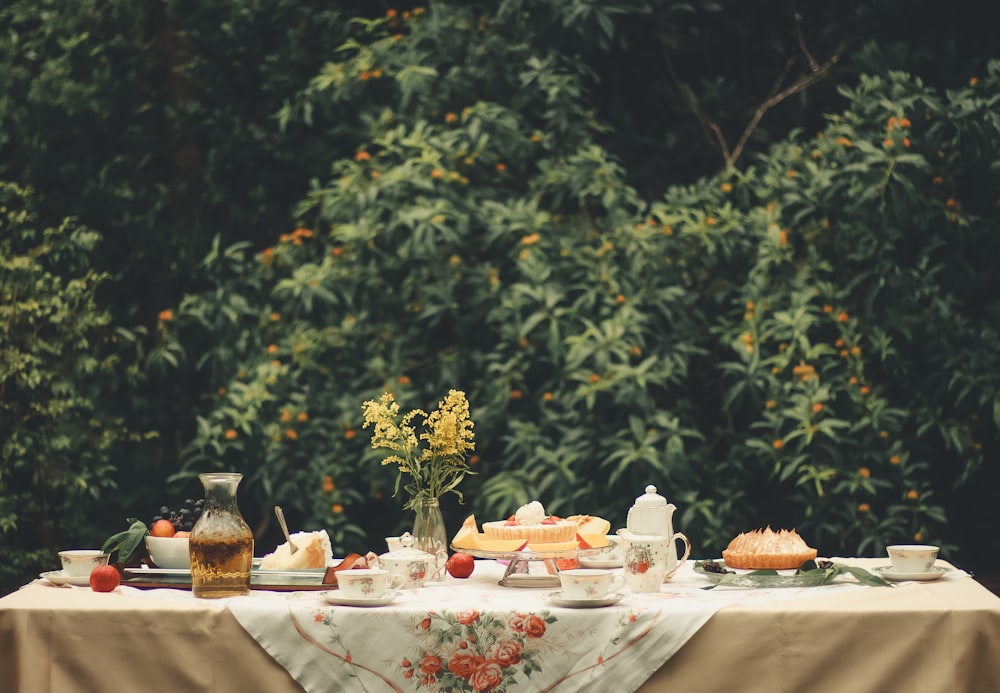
[190,472,254,598]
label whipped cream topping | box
[514,501,546,526]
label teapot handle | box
[364,551,380,569]
[430,549,448,580]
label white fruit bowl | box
[145,535,191,569]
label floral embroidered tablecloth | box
[220,561,869,693]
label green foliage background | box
[1,0,997,595]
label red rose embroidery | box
[524,614,547,638]
[448,651,485,679]
[456,609,480,625]
[469,661,504,691]
[490,640,523,668]
[507,613,527,632]
[420,654,442,675]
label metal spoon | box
[274,506,299,555]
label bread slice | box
[259,530,333,569]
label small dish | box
[543,590,626,608]
[872,565,949,582]
[321,590,401,607]
[40,570,92,587]
[578,557,623,569]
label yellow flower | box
[362,390,476,509]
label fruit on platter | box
[446,552,475,578]
[149,498,204,533]
[102,498,206,565]
[150,519,176,537]
[90,564,121,592]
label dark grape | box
[151,499,205,533]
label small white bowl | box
[145,536,191,570]
[59,550,110,577]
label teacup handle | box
[664,532,691,581]
[388,573,406,590]
[609,574,626,593]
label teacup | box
[887,544,939,573]
[337,568,404,599]
[59,550,110,577]
[558,568,625,600]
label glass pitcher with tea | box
[190,472,254,598]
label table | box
[2,559,999,692]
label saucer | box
[873,565,949,582]
[321,590,401,607]
[40,570,92,587]
[543,590,626,608]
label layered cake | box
[482,501,576,543]
[721,526,817,570]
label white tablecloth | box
[221,561,869,693]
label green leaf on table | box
[101,518,148,565]
[698,559,892,588]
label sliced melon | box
[479,538,528,552]
[451,514,481,550]
[578,532,610,548]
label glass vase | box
[411,497,448,573]
[190,472,254,598]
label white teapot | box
[621,484,691,580]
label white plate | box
[321,590,401,607]
[872,565,949,582]
[125,567,191,577]
[40,571,92,587]
[543,590,627,608]
[578,557,623,569]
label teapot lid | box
[633,484,667,508]
[379,532,430,561]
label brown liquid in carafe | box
[190,535,254,598]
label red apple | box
[446,553,475,579]
[90,564,121,592]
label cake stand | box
[452,540,619,588]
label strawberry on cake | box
[482,501,576,544]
